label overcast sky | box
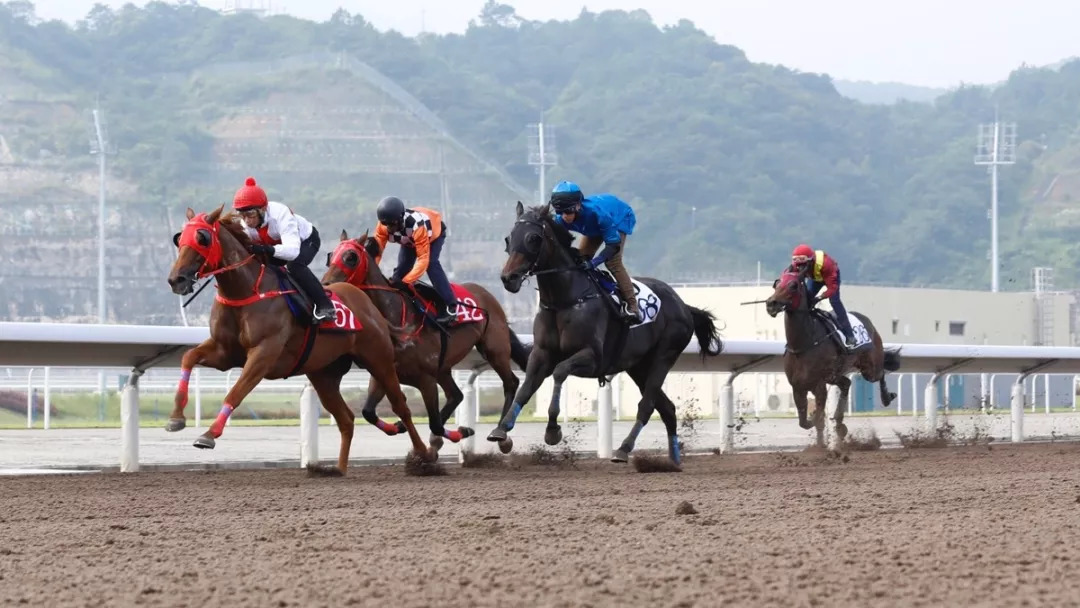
[28,0,1080,88]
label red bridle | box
[176,213,254,279]
[328,239,370,286]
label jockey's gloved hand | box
[578,259,593,271]
[249,244,275,256]
[390,279,410,292]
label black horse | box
[491,202,724,468]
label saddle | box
[587,268,637,321]
[810,308,866,353]
[268,266,324,327]
[395,280,457,329]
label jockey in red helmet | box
[789,244,856,350]
[232,177,335,321]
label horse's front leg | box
[487,347,555,453]
[543,348,600,446]
[167,338,230,432]
[193,341,283,450]
[832,375,852,442]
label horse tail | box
[883,346,902,372]
[508,328,532,371]
[689,306,724,359]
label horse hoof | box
[394,421,407,434]
[886,392,897,405]
[544,426,562,446]
[799,420,814,430]
[836,423,849,440]
[497,438,514,454]
[165,418,186,433]
[487,427,507,442]
[429,435,445,452]
[193,435,216,450]
[611,449,630,463]
[458,426,475,439]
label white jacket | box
[242,200,314,261]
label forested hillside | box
[3,0,1080,298]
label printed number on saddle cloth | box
[847,314,871,347]
[451,286,487,323]
[615,280,661,326]
[328,298,358,330]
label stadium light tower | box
[527,120,557,205]
[974,112,1017,292]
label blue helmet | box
[550,181,584,212]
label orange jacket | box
[373,206,443,284]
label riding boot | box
[292,264,335,320]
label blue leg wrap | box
[504,402,524,431]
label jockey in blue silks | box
[549,180,639,323]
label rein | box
[176,214,296,308]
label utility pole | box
[974,111,1017,292]
[89,106,114,323]
[527,119,557,205]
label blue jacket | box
[554,194,636,245]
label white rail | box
[2,322,1079,472]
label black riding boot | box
[292,264,335,320]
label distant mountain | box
[832,79,948,105]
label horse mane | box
[523,204,575,252]
[216,211,254,249]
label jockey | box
[373,196,457,327]
[790,244,856,349]
[232,177,336,321]
[549,180,639,323]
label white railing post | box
[25,368,34,429]
[458,371,479,463]
[120,370,143,473]
[1011,380,1025,443]
[43,366,51,430]
[980,373,990,412]
[597,377,613,460]
[924,374,939,429]
[719,374,735,454]
[1044,374,1051,414]
[299,384,319,468]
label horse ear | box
[515,201,524,218]
[357,229,369,243]
[207,204,225,223]
[339,229,348,242]
[185,207,195,220]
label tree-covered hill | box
[3,0,1080,315]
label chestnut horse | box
[321,229,531,457]
[765,268,901,447]
[165,205,430,474]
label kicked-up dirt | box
[2,442,1080,607]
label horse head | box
[500,200,575,293]
[168,205,237,295]
[322,229,374,287]
[765,268,811,318]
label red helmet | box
[233,177,268,211]
[791,244,814,264]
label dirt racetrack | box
[3,441,1080,607]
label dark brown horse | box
[765,268,901,446]
[165,206,431,474]
[321,229,531,457]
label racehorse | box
[765,267,901,447]
[165,205,431,474]
[321,229,532,458]
[494,202,724,469]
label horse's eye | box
[525,232,542,251]
[325,252,332,267]
[343,251,358,267]
[196,229,211,247]
[504,236,510,253]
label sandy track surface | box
[2,442,1079,607]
